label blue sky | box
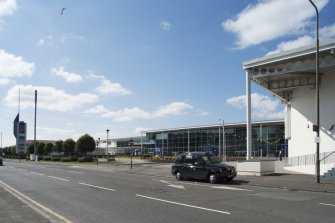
[1,0,334,146]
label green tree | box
[63,139,75,156]
[76,134,96,154]
[44,143,54,155]
[37,143,45,155]
[54,140,64,153]
[27,143,35,154]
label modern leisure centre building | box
[106,120,286,160]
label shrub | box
[78,157,93,162]
[71,157,78,161]
[60,157,72,162]
[51,157,61,161]
[43,156,51,161]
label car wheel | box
[208,173,217,184]
[176,171,183,181]
[227,177,234,182]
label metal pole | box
[246,71,252,160]
[188,129,190,152]
[308,0,320,183]
[106,129,109,158]
[34,90,37,162]
[219,125,221,157]
[222,118,225,161]
[0,132,2,166]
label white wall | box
[285,163,335,175]
[288,70,335,157]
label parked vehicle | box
[171,152,237,184]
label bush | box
[60,157,72,162]
[43,156,51,161]
[71,157,78,161]
[78,157,93,162]
[51,157,61,161]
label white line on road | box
[211,186,253,191]
[136,194,231,215]
[66,171,82,174]
[17,168,27,172]
[320,203,335,207]
[155,179,185,189]
[0,180,73,223]
[30,172,45,176]
[77,182,116,191]
[48,176,69,182]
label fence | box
[286,150,335,166]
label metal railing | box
[286,151,335,166]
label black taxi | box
[171,152,237,184]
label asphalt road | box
[1,161,335,223]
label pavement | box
[1,158,335,222]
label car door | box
[192,156,208,180]
[181,155,195,178]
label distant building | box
[101,120,285,158]
[16,121,27,155]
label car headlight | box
[220,168,227,173]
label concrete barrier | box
[237,160,275,176]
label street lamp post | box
[219,118,225,161]
[308,0,320,183]
[96,139,99,165]
[222,118,225,162]
[106,129,110,158]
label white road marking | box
[48,176,69,182]
[168,184,185,189]
[211,186,253,191]
[136,194,231,215]
[66,171,82,174]
[320,203,335,207]
[0,180,73,223]
[17,169,27,172]
[155,179,185,190]
[77,182,116,191]
[30,172,45,176]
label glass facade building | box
[144,121,286,158]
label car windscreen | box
[202,155,221,164]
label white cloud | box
[153,102,193,117]
[266,35,314,55]
[227,93,284,120]
[160,21,172,31]
[87,101,194,122]
[36,33,87,47]
[197,110,209,117]
[59,33,88,44]
[85,70,105,80]
[222,0,329,49]
[0,77,9,85]
[0,0,17,17]
[4,85,99,112]
[36,38,45,46]
[0,49,34,78]
[102,107,151,122]
[95,79,131,96]
[37,126,74,137]
[83,105,109,114]
[134,127,152,135]
[51,67,83,83]
[320,23,335,40]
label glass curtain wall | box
[147,123,286,158]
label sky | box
[0,0,334,146]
